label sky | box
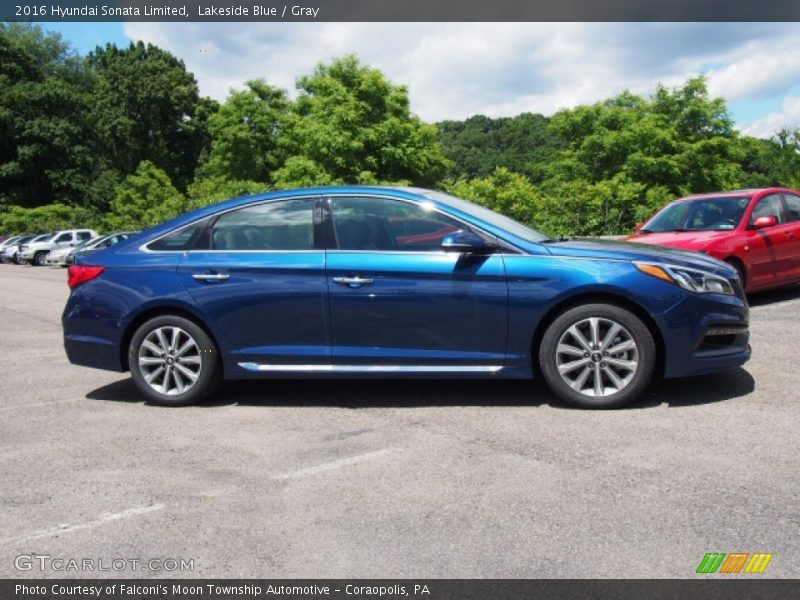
[43,21,800,139]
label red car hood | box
[624,230,732,251]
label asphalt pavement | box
[0,264,797,578]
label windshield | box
[643,197,751,232]
[417,189,550,243]
[33,234,54,243]
[80,236,105,248]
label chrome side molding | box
[237,362,503,374]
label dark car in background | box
[626,187,800,293]
[62,186,750,409]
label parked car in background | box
[0,236,22,261]
[45,235,100,267]
[1,235,26,263]
[626,188,800,293]
[63,186,749,409]
[47,231,139,266]
[9,234,50,265]
[20,229,97,266]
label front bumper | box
[45,253,69,266]
[658,292,750,378]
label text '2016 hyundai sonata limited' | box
[62,187,751,408]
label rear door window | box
[210,199,316,251]
[782,193,800,222]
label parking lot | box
[0,263,797,578]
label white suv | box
[19,229,98,266]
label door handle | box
[333,276,375,288]
[192,272,230,282]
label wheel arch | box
[722,255,747,289]
[120,304,223,375]
[530,291,665,378]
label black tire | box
[33,251,47,266]
[13,252,22,265]
[538,303,656,409]
[128,315,221,406]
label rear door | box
[325,195,508,371]
[176,196,330,369]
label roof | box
[678,187,797,201]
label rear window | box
[147,219,210,252]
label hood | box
[541,237,735,277]
[26,240,53,248]
[624,230,733,251]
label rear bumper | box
[64,334,125,372]
[62,292,127,372]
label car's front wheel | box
[538,303,656,409]
[33,251,47,266]
[128,315,221,406]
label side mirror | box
[751,215,777,229]
[441,231,495,254]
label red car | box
[626,188,800,293]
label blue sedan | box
[62,186,750,408]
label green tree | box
[445,167,542,227]
[88,42,214,192]
[437,113,563,182]
[198,79,287,184]
[546,78,744,196]
[280,55,449,186]
[0,203,98,235]
[185,176,266,211]
[105,161,185,230]
[738,128,800,188]
[0,24,95,208]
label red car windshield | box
[641,197,751,233]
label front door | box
[745,193,792,288]
[325,195,508,371]
[780,192,800,281]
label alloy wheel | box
[138,326,203,396]
[555,317,639,398]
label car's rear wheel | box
[539,303,656,409]
[128,315,220,406]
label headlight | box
[634,262,735,295]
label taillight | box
[68,265,105,288]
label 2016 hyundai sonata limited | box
[62,186,751,408]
